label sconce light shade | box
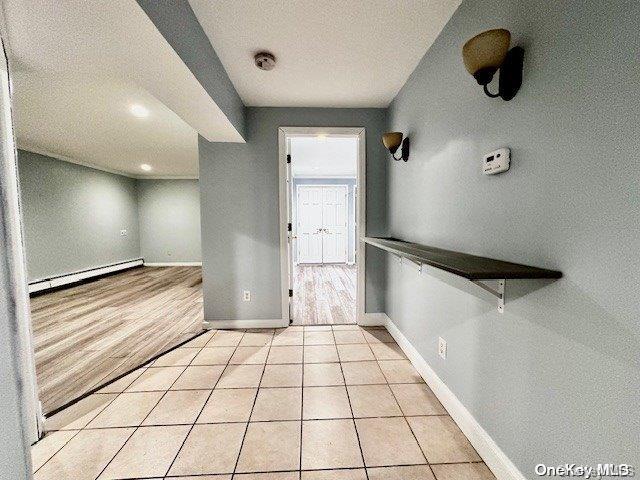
[382,132,403,153]
[382,132,410,162]
[462,28,511,85]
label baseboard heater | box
[28,258,144,294]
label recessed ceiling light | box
[140,164,152,171]
[130,104,149,118]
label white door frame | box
[295,183,350,265]
[278,127,366,325]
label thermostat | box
[483,147,510,175]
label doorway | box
[278,127,365,326]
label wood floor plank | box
[30,266,203,414]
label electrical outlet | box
[243,290,251,302]
[438,337,447,360]
[120,229,127,236]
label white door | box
[322,186,348,263]
[297,185,348,264]
[297,186,323,263]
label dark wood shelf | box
[363,237,562,281]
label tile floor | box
[32,325,496,480]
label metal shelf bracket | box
[473,279,506,313]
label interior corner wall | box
[17,150,140,282]
[198,107,388,322]
[137,179,201,263]
[385,0,639,476]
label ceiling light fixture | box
[382,132,410,162]
[130,104,149,118]
[140,164,152,171]
[462,29,524,101]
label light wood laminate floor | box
[292,264,356,325]
[30,266,203,414]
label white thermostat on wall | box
[483,147,510,175]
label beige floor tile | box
[152,347,200,367]
[272,329,304,346]
[303,363,344,386]
[303,386,352,419]
[143,390,210,425]
[337,344,375,362]
[46,393,117,430]
[304,325,333,331]
[197,388,257,423]
[268,345,304,364]
[192,346,236,365]
[237,473,299,480]
[333,330,367,344]
[125,366,185,391]
[240,331,273,346]
[390,384,446,416]
[171,365,225,390]
[87,391,163,428]
[99,425,190,479]
[34,428,133,480]
[206,330,244,347]
[301,419,363,470]
[369,343,406,361]
[362,329,395,344]
[378,360,423,384]
[169,423,246,475]
[236,421,301,472]
[304,345,339,363]
[217,364,264,388]
[181,331,215,348]
[261,364,303,387]
[97,368,146,394]
[407,416,481,463]
[431,463,495,480]
[356,417,426,467]
[304,330,336,345]
[230,346,270,364]
[31,430,78,471]
[177,476,231,480]
[368,465,436,480]
[341,362,386,385]
[251,387,302,421]
[347,385,402,418]
[331,324,362,331]
[302,470,367,480]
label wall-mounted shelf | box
[363,237,561,312]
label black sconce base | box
[392,137,410,162]
[484,46,524,101]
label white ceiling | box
[291,137,357,177]
[2,0,244,178]
[190,0,461,107]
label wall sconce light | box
[462,29,524,101]
[382,132,409,162]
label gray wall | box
[18,150,140,282]
[385,0,639,475]
[137,179,201,263]
[292,177,357,264]
[136,0,245,138]
[199,107,388,321]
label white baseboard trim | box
[144,262,202,267]
[358,312,388,326]
[383,314,526,480]
[28,258,143,294]
[203,319,287,330]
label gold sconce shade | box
[382,132,403,153]
[462,29,511,85]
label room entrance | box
[279,128,365,326]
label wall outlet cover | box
[438,337,447,359]
[243,290,251,302]
[120,229,127,236]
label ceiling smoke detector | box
[254,52,276,71]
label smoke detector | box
[254,52,276,71]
